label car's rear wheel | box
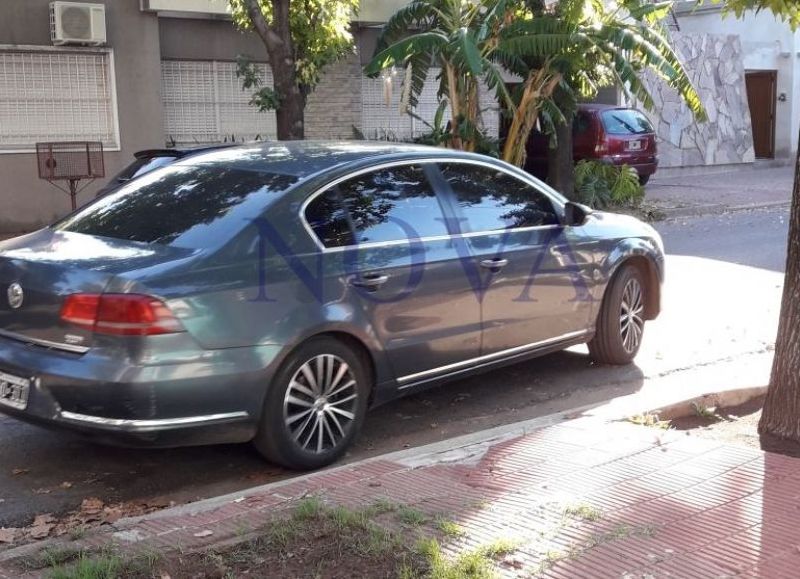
[639,174,651,186]
[253,337,369,470]
[589,264,647,365]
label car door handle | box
[350,274,390,291]
[480,258,509,271]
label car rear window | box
[601,110,654,135]
[55,164,298,248]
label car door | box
[304,162,482,384]
[436,162,595,356]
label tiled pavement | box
[2,417,799,578]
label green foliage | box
[710,0,800,29]
[574,160,644,208]
[228,0,358,89]
[367,0,705,166]
[236,56,281,111]
[417,537,518,579]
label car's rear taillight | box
[60,294,183,336]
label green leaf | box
[364,32,449,76]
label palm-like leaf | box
[365,0,705,166]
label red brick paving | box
[2,417,799,578]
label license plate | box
[627,140,643,151]
[0,371,30,410]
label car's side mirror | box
[563,201,592,227]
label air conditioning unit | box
[50,2,107,46]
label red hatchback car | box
[526,104,659,185]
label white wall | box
[676,3,799,157]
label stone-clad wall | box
[641,33,755,168]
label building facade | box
[2,0,795,232]
[0,0,500,232]
[639,2,800,170]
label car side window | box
[304,190,355,248]
[573,113,591,135]
[440,163,560,232]
[335,164,448,245]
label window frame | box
[300,158,567,252]
[0,44,120,154]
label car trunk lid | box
[0,229,194,352]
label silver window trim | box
[398,329,590,388]
[299,157,565,253]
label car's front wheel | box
[589,264,647,365]
[253,337,370,470]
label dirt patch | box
[670,395,800,458]
[35,498,520,579]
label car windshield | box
[601,110,654,135]
[55,163,298,248]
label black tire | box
[639,174,651,186]
[253,337,370,470]
[589,264,647,365]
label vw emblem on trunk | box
[7,283,23,310]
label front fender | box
[598,237,664,320]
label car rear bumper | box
[0,333,283,447]
[601,155,659,176]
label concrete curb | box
[647,385,768,421]
[654,200,791,220]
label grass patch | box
[46,551,158,579]
[27,547,87,571]
[48,554,123,579]
[292,496,324,521]
[436,519,466,538]
[397,505,428,526]
[418,537,519,579]
[563,503,603,522]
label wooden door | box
[746,71,777,159]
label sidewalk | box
[2,399,796,578]
[648,164,793,218]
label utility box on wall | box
[50,2,107,46]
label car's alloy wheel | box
[619,278,645,354]
[283,354,358,454]
[253,336,369,470]
[589,264,647,365]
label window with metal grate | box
[0,48,118,152]
[161,59,277,146]
[360,68,500,143]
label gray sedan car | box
[0,142,663,469]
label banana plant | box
[365,0,706,167]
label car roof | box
[175,140,488,179]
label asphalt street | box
[0,206,790,530]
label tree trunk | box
[272,68,305,140]
[243,0,304,140]
[547,119,575,198]
[759,126,800,438]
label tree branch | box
[242,0,285,55]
